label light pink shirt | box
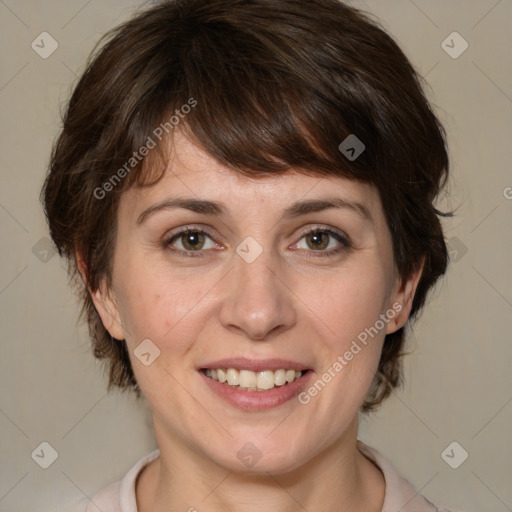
[85,440,462,512]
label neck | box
[136,416,385,512]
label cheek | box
[114,260,215,352]
[303,264,391,347]
[303,274,388,411]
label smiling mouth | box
[201,368,310,391]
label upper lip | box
[199,358,311,372]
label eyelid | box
[162,225,222,258]
[293,224,351,246]
[164,224,223,244]
[163,223,351,257]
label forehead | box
[120,130,383,223]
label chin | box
[206,439,309,475]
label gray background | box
[1,1,511,511]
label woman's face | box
[91,130,420,474]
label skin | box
[79,130,423,512]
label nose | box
[218,246,297,341]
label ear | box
[75,247,126,340]
[386,256,425,334]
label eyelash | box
[163,225,351,259]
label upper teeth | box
[205,368,303,390]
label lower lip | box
[199,370,314,411]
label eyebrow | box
[136,195,373,225]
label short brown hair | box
[41,0,451,412]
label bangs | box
[125,7,384,189]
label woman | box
[41,0,464,510]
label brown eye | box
[305,231,330,250]
[180,231,206,250]
[165,229,218,255]
[293,227,350,258]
